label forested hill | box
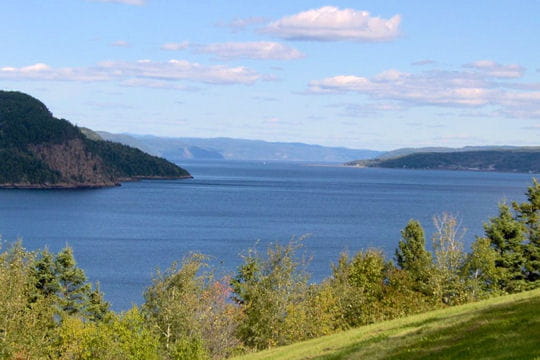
[347,149,540,173]
[0,91,191,188]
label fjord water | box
[0,161,536,310]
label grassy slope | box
[234,288,540,360]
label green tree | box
[329,249,388,327]
[395,219,433,294]
[483,204,528,292]
[0,242,57,360]
[231,240,309,349]
[513,178,540,285]
[142,253,210,360]
[463,237,503,297]
[31,246,110,320]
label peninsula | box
[347,148,540,173]
[0,91,191,188]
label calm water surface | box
[0,161,537,310]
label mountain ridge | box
[97,131,382,162]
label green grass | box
[233,288,540,360]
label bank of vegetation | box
[1,180,539,359]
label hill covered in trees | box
[0,91,191,188]
[347,149,540,173]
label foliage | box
[395,219,433,295]
[0,242,57,360]
[54,308,160,360]
[31,247,110,320]
[481,204,528,292]
[462,237,503,298]
[143,253,241,359]
[513,178,540,285]
[231,239,311,349]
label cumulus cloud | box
[263,6,401,42]
[463,60,524,78]
[307,60,540,118]
[194,42,304,60]
[160,41,190,51]
[0,59,261,86]
[89,0,145,5]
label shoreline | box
[0,174,193,190]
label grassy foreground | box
[234,288,540,360]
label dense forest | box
[0,180,538,359]
[347,150,540,173]
[0,91,191,187]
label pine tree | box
[31,247,110,319]
[483,204,527,292]
[512,178,540,285]
[395,219,432,293]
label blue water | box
[0,161,537,310]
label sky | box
[1,0,539,150]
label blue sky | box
[1,0,539,150]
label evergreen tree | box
[31,249,60,299]
[31,247,110,320]
[483,204,527,292]
[512,179,540,285]
[463,237,502,296]
[395,220,432,293]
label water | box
[0,160,537,310]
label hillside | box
[0,91,191,188]
[347,149,540,173]
[234,288,540,360]
[97,132,382,162]
[373,145,524,160]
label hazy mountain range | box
[95,131,383,162]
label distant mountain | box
[347,149,540,173]
[0,91,191,188]
[97,132,382,162]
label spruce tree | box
[483,204,527,292]
[395,220,432,292]
[512,179,540,285]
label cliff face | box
[0,91,191,188]
[28,138,117,187]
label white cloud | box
[263,6,401,42]
[89,0,145,5]
[160,41,190,51]
[0,59,261,86]
[308,60,540,118]
[194,42,304,60]
[463,60,525,78]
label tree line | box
[0,180,538,359]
